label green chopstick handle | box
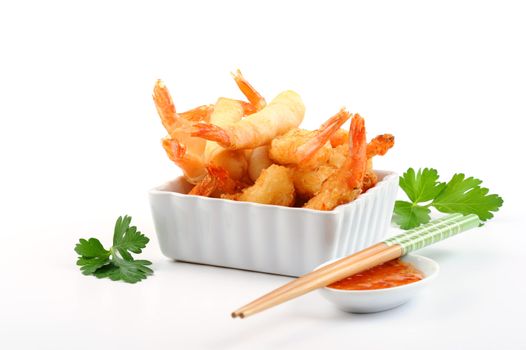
[384,214,481,255]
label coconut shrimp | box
[247,145,273,182]
[203,98,248,180]
[192,90,305,150]
[304,114,367,211]
[189,165,247,197]
[223,164,295,206]
[269,109,351,167]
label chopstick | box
[232,213,479,319]
[233,243,401,318]
[231,242,388,318]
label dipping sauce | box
[328,259,424,290]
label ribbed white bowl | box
[149,170,398,277]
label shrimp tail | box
[231,69,266,111]
[206,165,230,182]
[189,165,227,196]
[180,104,214,122]
[191,122,232,148]
[189,170,216,197]
[346,114,367,188]
[154,80,213,129]
[366,134,395,158]
[162,137,186,162]
[296,108,351,163]
[190,165,246,197]
[239,101,258,116]
[209,165,247,193]
[161,137,206,184]
[153,79,177,133]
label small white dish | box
[317,254,439,313]
[149,170,398,277]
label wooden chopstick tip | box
[231,311,246,319]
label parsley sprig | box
[75,215,153,283]
[393,168,503,230]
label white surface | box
[150,172,397,276]
[318,254,439,313]
[1,1,525,349]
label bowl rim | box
[318,253,440,294]
[149,170,398,215]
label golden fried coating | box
[223,165,295,206]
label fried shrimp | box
[154,80,209,183]
[292,143,346,199]
[304,114,367,211]
[154,73,264,183]
[330,128,348,148]
[152,71,395,209]
[292,133,395,199]
[292,165,336,199]
[192,90,305,150]
[203,98,248,180]
[248,145,273,182]
[161,137,207,184]
[189,165,246,197]
[269,109,351,166]
[223,164,295,206]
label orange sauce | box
[328,259,424,290]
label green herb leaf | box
[394,168,503,229]
[77,256,111,275]
[399,168,446,203]
[75,238,109,258]
[432,174,504,221]
[112,215,150,260]
[92,263,120,279]
[393,200,431,230]
[111,256,154,284]
[74,216,153,283]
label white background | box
[1,1,525,349]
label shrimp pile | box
[153,71,394,210]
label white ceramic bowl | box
[149,170,398,277]
[318,254,439,313]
